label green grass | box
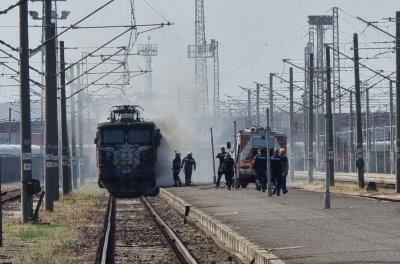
[12,224,66,241]
[0,182,108,264]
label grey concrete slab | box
[165,183,400,263]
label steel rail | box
[141,196,198,264]
[96,195,114,264]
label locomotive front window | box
[128,130,150,144]
[102,130,125,144]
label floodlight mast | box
[138,37,158,96]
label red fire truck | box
[236,127,286,188]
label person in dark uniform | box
[271,149,284,196]
[215,147,228,189]
[172,151,182,187]
[252,147,267,192]
[222,153,235,190]
[181,152,196,186]
[279,148,289,194]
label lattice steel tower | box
[332,7,341,114]
[187,0,213,115]
[308,15,333,171]
[138,37,158,96]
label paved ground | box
[165,181,400,264]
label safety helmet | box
[187,151,192,156]
[279,148,286,155]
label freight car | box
[94,105,162,197]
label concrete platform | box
[160,182,400,264]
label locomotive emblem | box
[113,143,150,174]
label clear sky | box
[0,0,398,117]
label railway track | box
[96,195,198,264]
[1,188,21,203]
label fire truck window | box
[102,130,124,144]
[128,130,150,144]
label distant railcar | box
[94,105,162,197]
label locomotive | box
[94,105,162,197]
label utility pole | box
[326,47,335,187]
[45,0,58,210]
[210,127,216,184]
[77,63,84,186]
[60,41,70,195]
[289,67,295,182]
[239,86,252,127]
[269,73,274,129]
[20,0,33,222]
[308,53,314,183]
[247,89,251,127]
[256,83,260,126]
[396,11,400,193]
[70,67,78,189]
[325,46,333,208]
[210,39,220,115]
[349,91,354,173]
[8,108,11,144]
[266,108,272,197]
[304,44,311,171]
[233,121,238,189]
[365,83,370,173]
[389,81,395,174]
[354,33,365,189]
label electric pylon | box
[187,0,213,116]
[308,15,333,171]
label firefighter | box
[172,151,182,187]
[252,147,267,192]
[279,148,289,194]
[271,149,284,196]
[215,146,228,189]
[181,152,196,186]
[223,153,235,190]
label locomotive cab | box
[95,105,161,197]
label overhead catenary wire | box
[0,0,26,15]
[68,63,124,99]
[30,0,116,55]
